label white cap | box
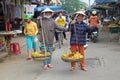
[75,11,85,16]
[42,8,54,13]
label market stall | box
[108,18,120,41]
[0,31,17,52]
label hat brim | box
[41,8,54,13]
[74,11,85,16]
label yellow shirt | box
[24,21,38,36]
[55,16,66,27]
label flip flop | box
[81,67,88,71]
[26,57,32,60]
[70,67,75,71]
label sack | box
[34,36,38,42]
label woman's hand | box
[71,20,76,24]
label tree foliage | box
[61,0,87,14]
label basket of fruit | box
[32,51,51,61]
[61,52,83,62]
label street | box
[0,31,120,80]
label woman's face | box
[45,12,52,16]
[77,14,84,21]
[27,19,31,23]
[77,14,84,20]
[44,12,52,18]
[45,12,51,16]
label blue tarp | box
[95,0,116,4]
[34,6,63,12]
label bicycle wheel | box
[58,32,64,48]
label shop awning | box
[34,5,63,12]
[85,8,100,13]
[95,0,117,4]
[92,5,113,10]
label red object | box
[9,42,21,55]
[6,21,11,31]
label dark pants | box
[55,31,59,41]
[63,31,66,39]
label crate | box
[109,27,119,33]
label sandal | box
[47,64,53,68]
[43,65,49,70]
[70,67,75,71]
[81,67,88,71]
[26,57,32,60]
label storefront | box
[0,0,18,57]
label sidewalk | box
[0,35,26,59]
[11,35,26,48]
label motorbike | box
[90,30,98,43]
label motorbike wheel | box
[92,36,97,43]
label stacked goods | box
[108,22,118,28]
[108,22,120,33]
[61,52,83,62]
[32,51,51,58]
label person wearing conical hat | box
[24,14,38,60]
[68,11,97,71]
[38,8,66,70]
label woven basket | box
[32,54,50,58]
[33,56,50,61]
[61,57,82,62]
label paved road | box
[0,31,120,80]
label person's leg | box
[47,44,53,68]
[26,36,32,59]
[78,44,87,71]
[63,32,67,40]
[87,32,91,39]
[70,44,77,70]
[54,31,59,42]
[41,43,48,69]
[32,36,37,52]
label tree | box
[61,0,87,14]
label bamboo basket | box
[61,57,82,62]
[33,56,50,61]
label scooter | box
[90,31,98,43]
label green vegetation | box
[61,0,87,13]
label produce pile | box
[108,22,118,28]
[32,51,51,58]
[61,52,83,60]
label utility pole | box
[89,0,90,7]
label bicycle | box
[57,31,64,48]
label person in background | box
[24,14,38,60]
[88,11,99,39]
[38,8,66,70]
[69,11,98,71]
[55,12,67,42]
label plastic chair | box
[9,42,21,55]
